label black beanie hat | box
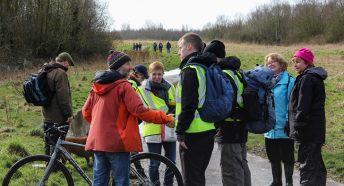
[107,51,131,70]
[203,40,226,58]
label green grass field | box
[0,40,343,183]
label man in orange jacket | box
[82,51,174,186]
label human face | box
[266,57,282,75]
[150,69,164,83]
[135,72,146,83]
[117,62,132,78]
[178,40,191,61]
[56,59,70,69]
[292,57,308,74]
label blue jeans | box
[147,142,176,186]
[93,151,130,186]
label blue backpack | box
[23,67,55,106]
[187,63,234,123]
[243,65,275,134]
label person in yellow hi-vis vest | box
[128,64,149,91]
[138,61,176,185]
[176,32,217,186]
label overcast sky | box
[106,0,278,30]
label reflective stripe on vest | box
[175,65,214,133]
[128,79,138,91]
[223,70,244,107]
[223,69,244,122]
[139,84,175,137]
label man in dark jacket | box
[166,41,172,54]
[204,40,251,186]
[289,48,327,186]
[176,32,216,186]
[43,52,74,155]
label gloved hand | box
[293,126,305,141]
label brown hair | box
[264,53,288,71]
[149,61,164,73]
[178,32,203,52]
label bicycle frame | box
[39,137,92,186]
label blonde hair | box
[149,61,164,73]
[264,53,288,71]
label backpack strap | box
[223,69,242,120]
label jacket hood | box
[92,80,127,95]
[93,70,125,84]
[218,56,241,70]
[303,67,327,80]
[186,52,217,67]
[91,70,127,95]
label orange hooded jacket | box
[83,79,172,152]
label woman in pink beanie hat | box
[289,48,328,185]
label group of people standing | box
[133,43,143,51]
[41,32,327,186]
[153,41,172,53]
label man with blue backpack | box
[176,33,233,186]
[42,52,75,155]
[203,40,252,186]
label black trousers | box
[180,130,215,186]
[265,138,295,164]
[298,143,327,186]
[43,122,69,155]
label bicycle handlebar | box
[44,123,69,135]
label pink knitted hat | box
[293,48,314,64]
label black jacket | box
[215,56,248,143]
[176,52,217,141]
[288,66,327,143]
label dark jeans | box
[298,143,327,186]
[180,131,215,186]
[147,142,176,186]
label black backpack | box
[23,67,56,106]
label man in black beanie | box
[203,40,252,186]
[203,40,226,59]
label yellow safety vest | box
[128,79,139,91]
[138,81,176,137]
[175,65,215,133]
[223,69,244,122]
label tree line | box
[201,0,344,44]
[0,0,111,69]
[117,0,344,44]
[1,0,343,70]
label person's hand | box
[166,114,175,128]
[166,120,175,128]
[179,141,188,150]
[66,116,73,124]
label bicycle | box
[2,124,183,186]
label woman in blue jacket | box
[264,53,295,186]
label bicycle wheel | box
[3,155,74,186]
[130,152,183,186]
